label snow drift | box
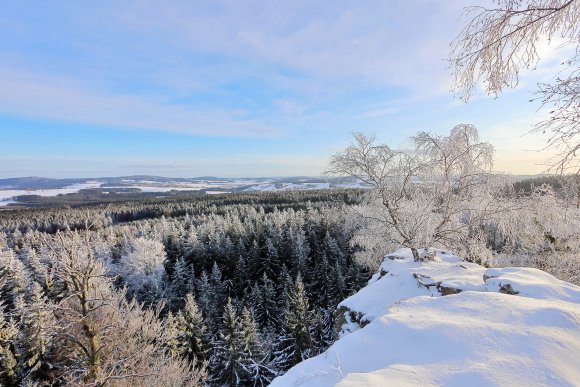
[271,248,580,386]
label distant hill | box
[0,177,89,190]
[0,175,368,208]
[0,175,365,191]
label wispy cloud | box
[0,66,282,137]
[0,0,566,177]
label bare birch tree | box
[328,125,503,265]
[449,0,580,174]
[327,132,424,260]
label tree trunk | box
[411,247,421,261]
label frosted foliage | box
[119,237,167,300]
[492,185,580,284]
[330,125,503,267]
[450,0,580,174]
[330,125,579,282]
[46,232,206,386]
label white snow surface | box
[0,179,367,206]
[0,182,102,206]
[271,248,580,387]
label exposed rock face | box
[334,306,369,336]
[498,283,519,295]
[335,248,487,336]
[439,285,462,295]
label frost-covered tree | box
[16,282,54,384]
[167,257,192,310]
[274,276,316,371]
[233,253,250,294]
[290,230,309,277]
[0,299,18,386]
[209,262,227,313]
[258,273,279,330]
[328,125,503,266]
[237,307,275,386]
[118,237,167,303]
[210,298,244,386]
[196,270,216,326]
[210,300,274,386]
[47,231,206,386]
[0,249,27,312]
[450,0,580,174]
[166,293,210,362]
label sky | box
[0,0,567,178]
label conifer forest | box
[2,0,580,384]
[0,190,370,386]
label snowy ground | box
[0,178,367,206]
[271,249,580,386]
[244,182,331,191]
[0,182,102,206]
[0,184,198,206]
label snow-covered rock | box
[271,248,580,386]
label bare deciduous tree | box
[449,0,580,174]
[328,125,503,265]
[327,132,424,260]
[45,231,206,386]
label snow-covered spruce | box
[271,248,580,386]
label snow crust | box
[271,248,580,386]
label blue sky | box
[0,0,565,177]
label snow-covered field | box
[0,182,103,206]
[244,182,332,191]
[0,178,368,206]
[115,185,208,193]
[271,249,580,386]
[0,183,205,206]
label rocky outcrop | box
[271,248,580,387]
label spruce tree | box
[324,232,345,266]
[313,254,332,309]
[263,238,281,278]
[277,266,294,312]
[233,254,249,295]
[238,307,275,386]
[223,236,235,272]
[167,257,191,311]
[16,282,54,384]
[209,262,227,315]
[247,283,264,327]
[0,250,27,312]
[258,273,279,330]
[196,271,215,327]
[248,239,261,282]
[210,298,243,386]
[0,300,18,386]
[19,247,47,290]
[274,275,316,371]
[291,230,309,277]
[329,261,347,305]
[165,312,180,357]
[166,293,209,362]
